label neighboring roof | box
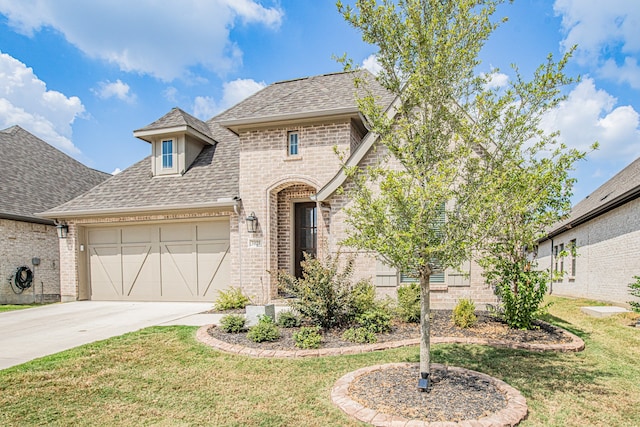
[0,126,110,224]
[543,156,640,240]
[216,70,395,132]
[133,107,216,145]
[41,121,239,218]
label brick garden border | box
[195,320,584,358]
[331,363,528,427]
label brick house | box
[537,156,640,306]
[0,126,110,304]
[42,71,494,307]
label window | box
[288,131,299,156]
[553,245,558,274]
[569,239,577,277]
[162,139,173,169]
[400,269,445,284]
[559,243,564,275]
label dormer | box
[133,107,216,176]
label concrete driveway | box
[0,301,220,370]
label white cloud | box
[541,78,640,160]
[192,78,265,119]
[111,167,122,175]
[554,0,640,87]
[93,79,136,103]
[483,71,509,90]
[362,54,382,75]
[0,51,84,154]
[163,87,178,103]
[0,0,284,81]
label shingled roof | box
[215,70,395,129]
[42,120,239,217]
[133,107,215,144]
[42,70,391,217]
[0,126,110,224]
[543,156,640,239]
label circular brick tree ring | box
[331,363,528,426]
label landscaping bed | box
[207,309,573,351]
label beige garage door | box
[87,220,230,301]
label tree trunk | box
[419,271,431,391]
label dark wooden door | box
[294,202,317,278]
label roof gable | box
[134,107,215,144]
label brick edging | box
[195,320,584,358]
[331,362,528,427]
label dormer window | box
[288,131,299,156]
[162,139,174,169]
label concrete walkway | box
[0,301,221,370]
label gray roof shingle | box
[215,70,395,123]
[43,70,392,217]
[546,156,640,238]
[0,126,110,223]
[42,121,239,216]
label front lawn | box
[0,296,638,426]
[0,304,39,313]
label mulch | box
[207,310,567,425]
[208,310,572,351]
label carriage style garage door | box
[87,220,230,301]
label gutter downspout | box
[233,199,242,291]
[549,238,554,295]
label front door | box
[294,202,317,278]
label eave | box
[219,107,360,135]
[38,198,239,220]
[133,125,216,145]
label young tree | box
[337,0,588,390]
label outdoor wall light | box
[56,223,69,239]
[246,212,258,233]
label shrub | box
[277,311,301,328]
[214,287,250,311]
[396,283,421,323]
[629,275,640,313]
[219,314,246,333]
[350,280,377,318]
[278,253,367,329]
[356,305,392,333]
[484,260,549,329]
[293,326,323,349]
[452,298,477,328]
[246,316,280,343]
[342,327,377,344]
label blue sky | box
[0,0,638,204]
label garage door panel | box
[122,245,157,299]
[198,242,230,298]
[89,246,122,299]
[161,244,197,299]
[122,226,154,244]
[161,224,194,242]
[88,220,230,302]
[197,222,228,240]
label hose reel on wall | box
[10,266,33,294]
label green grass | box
[0,296,638,426]
[0,304,40,313]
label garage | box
[87,219,230,301]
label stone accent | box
[331,363,528,427]
[195,320,585,358]
[0,219,60,304]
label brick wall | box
[537,197,640,307]
[0,219,60,304]
[238,120,355,302]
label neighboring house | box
[0,126,110,304]
[538,156,640,306]
[42,71,494,308]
